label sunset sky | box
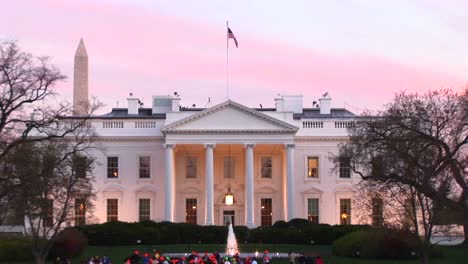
[1,0,467,113]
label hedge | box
[75,219,371,246]
[332,228,443,259]
[0,236,34,262]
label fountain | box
[225,223,239,256]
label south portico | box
[161,100,298,227]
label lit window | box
[107,157,118,178]
[139,156,150,178]
[186,157,197,178]
[307,157,319,178]
[75,199,86,225]
[307,199,319,224]
[107,199,118,222]
[139,199,150,221]
[261,157,272,178]
[186,199,197,224]
[340,199,351,225]
[261,198,272,226]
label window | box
[372,198,384,226]
[307,198,319,224]
[261,198,272,226]
[261,157,272,178]
[371,156,384,177]
[107,157,118,178]
[73,155,87,178]
[340,199,351,225]
[139,199,150,221]
[75,199,86,225]
[185,157,197,178]
[43,199,53,227]
[224,157,235,179]
[107,199,118,222]
[185,199,197,224]
[307,157,319,178]
[139,156,151,178]
[339,156,351,179]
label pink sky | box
[1,0,467,113]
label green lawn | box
[1,244,466,264]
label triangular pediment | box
[163,100,298,134]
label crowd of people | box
[123,250,262,264]
[71,249,324,264]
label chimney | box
[127,93,139,115]
[319,92,331,115]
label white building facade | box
[86,94,359,228]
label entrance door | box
[223,210,235,225]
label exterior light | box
[192,206,196,209]
[341,213,348,219]
[225,187,234,205]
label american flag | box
[227,27,238,48]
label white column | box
[245,143,255,228]
[204,144,215,225]
[164,144,175,222]
[285,144,295,221]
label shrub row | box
[332,228,443,259]
[0,236,34,262]
[75,219,371,246]
[0,229,87,262]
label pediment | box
[302,187,323,194]
[163,100,298,134]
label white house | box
[85,93,360,228]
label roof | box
[294,108,356,119]
[95,107,356,119]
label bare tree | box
[332,89,467,243]
[8,124,97,264]
[0,40,100,224]
[352,180,450,264]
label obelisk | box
[73,38,89,115]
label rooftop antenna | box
[116,100,119,107]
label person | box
[213,251,220,264]
[262,251,270,264]
[101,256,110,264]
[314,256,323,264]
[143,253,151,264]
[288,251,295,264]
[129,250,140,264]
[251,257,257,264]
[92,256,102,264]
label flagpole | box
[226,20,229,100]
